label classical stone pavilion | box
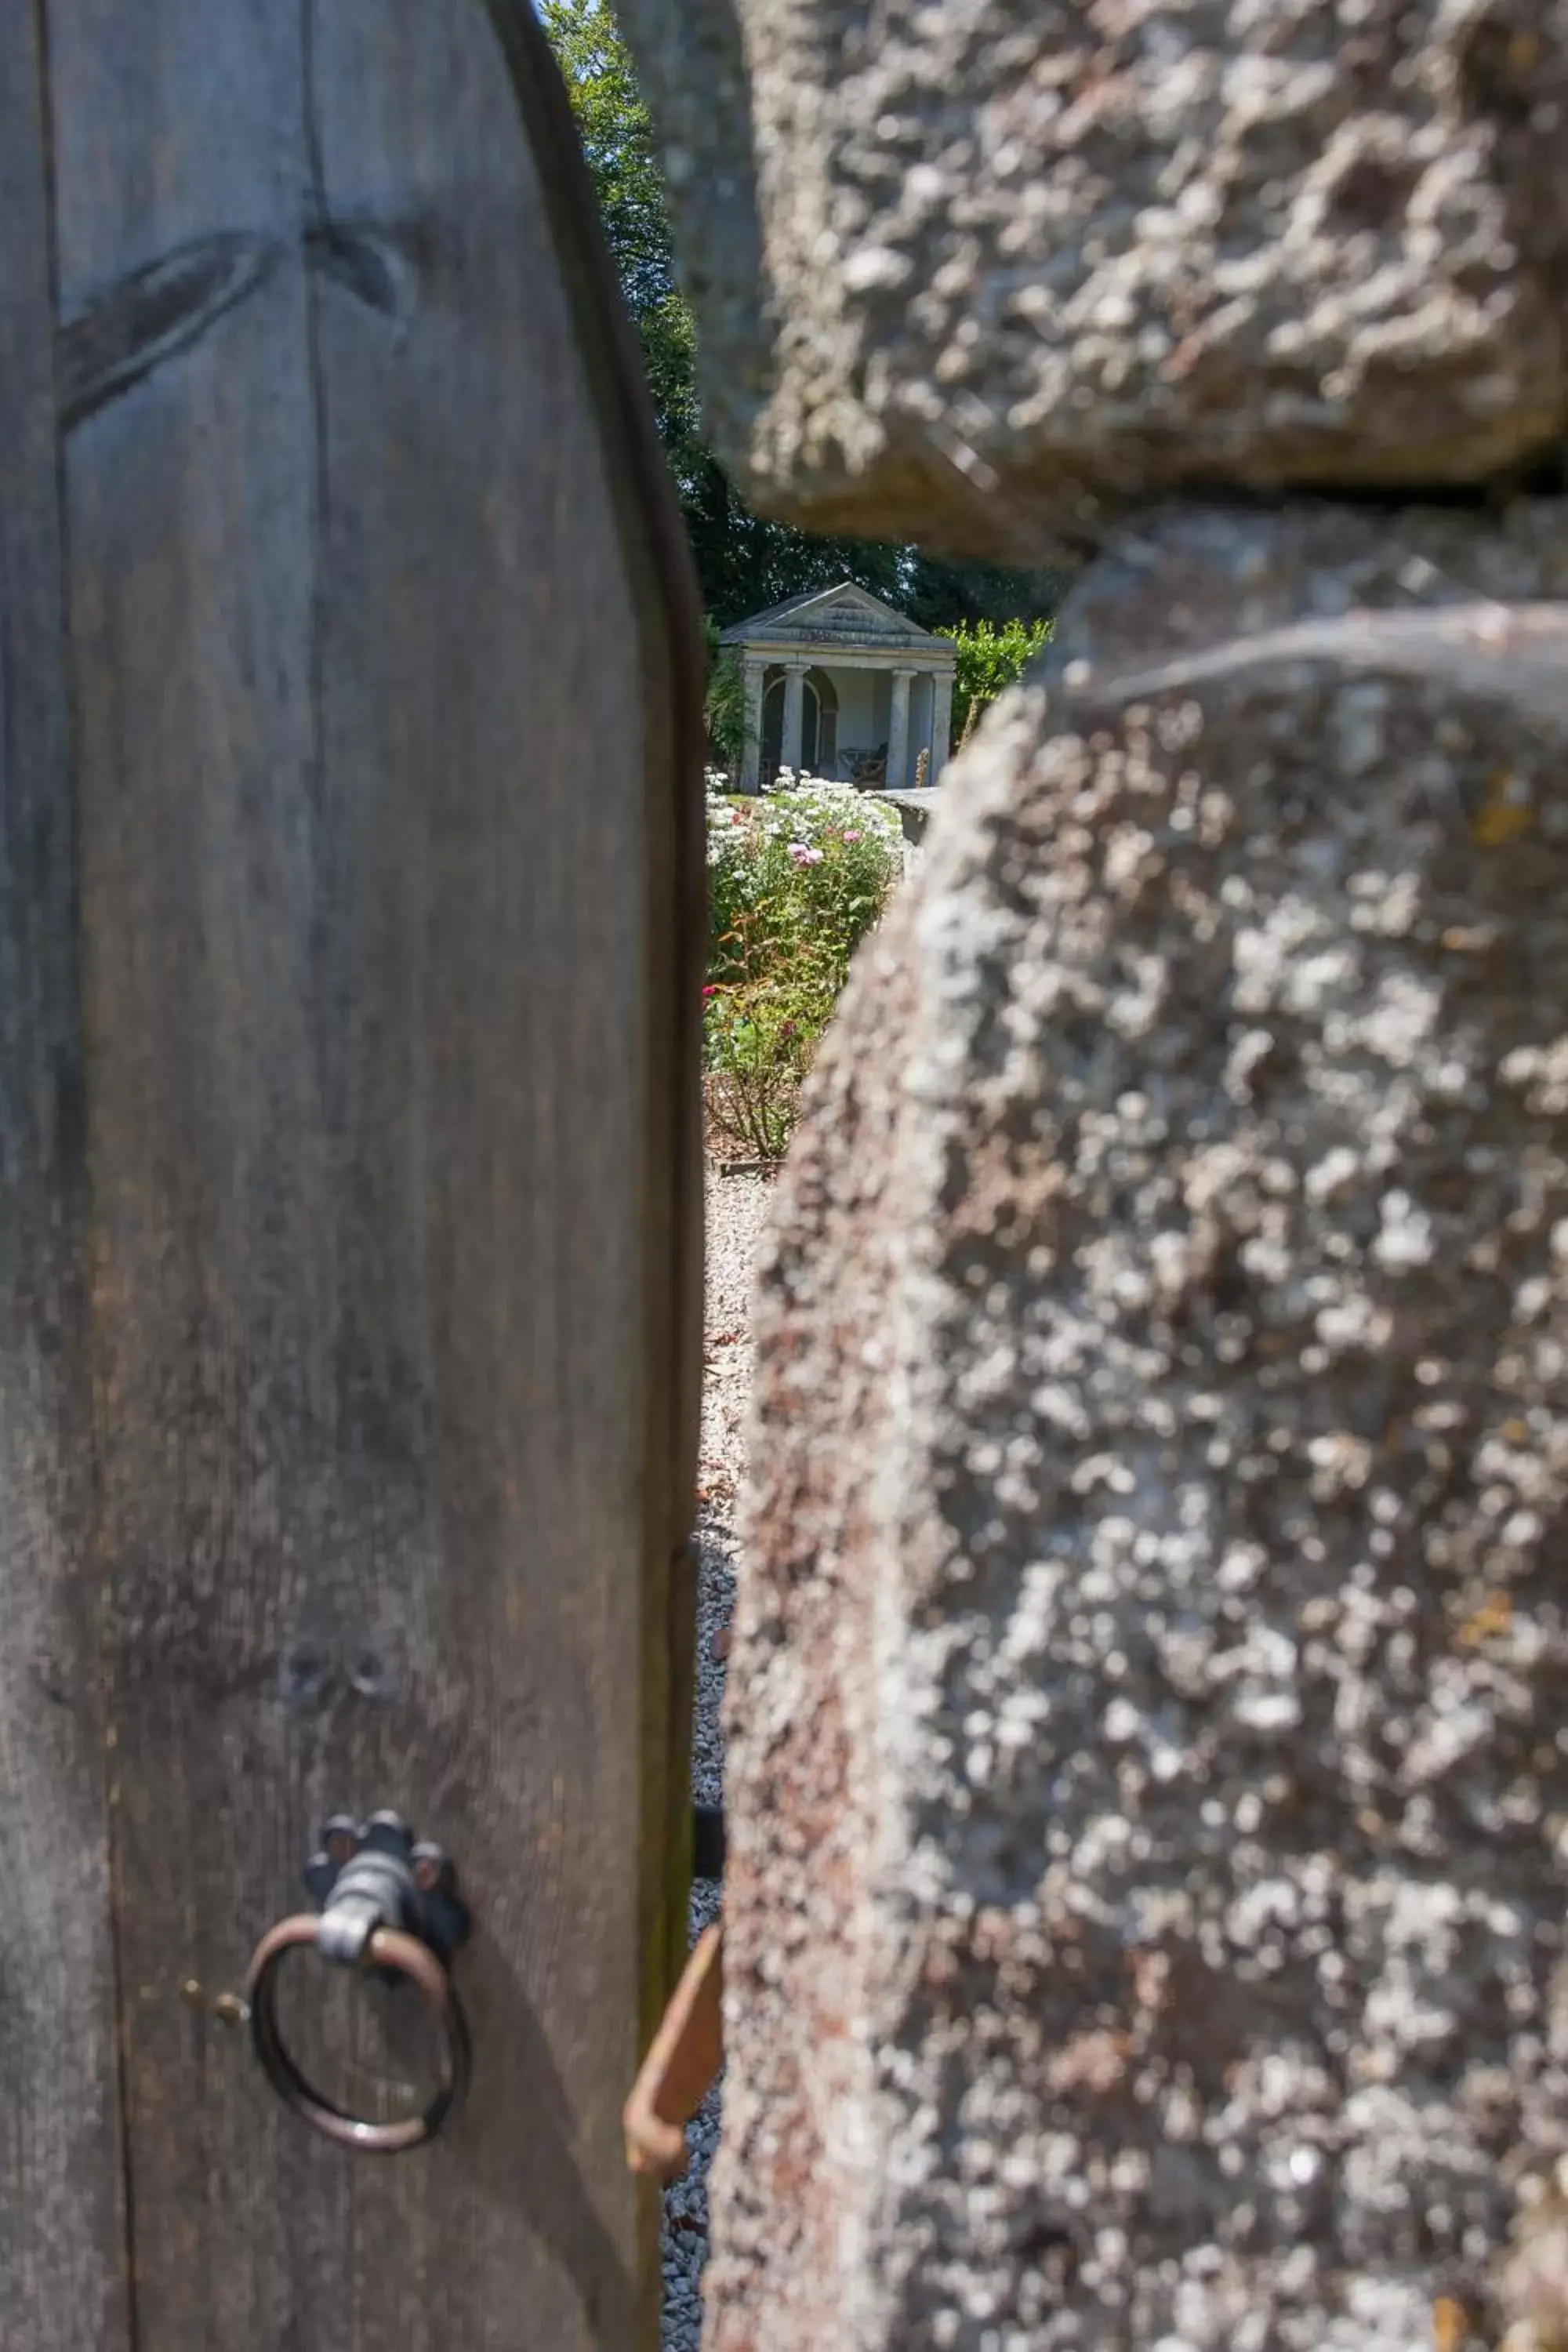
[718,581,957,793]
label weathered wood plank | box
[42,0,702,2339]
[0,2,131,2343]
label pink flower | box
[788,842,824,866]
[702,984,720,997]
[843,829,862,842]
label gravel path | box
[662,1170,771,2352]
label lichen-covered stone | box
[617,0,1568,557]
[710,502,1568,2350]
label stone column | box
[886,666,913,790]
[928,668,953,785]
[779,660,808,779]
[739,656,764,793]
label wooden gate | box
[0,0,703,2342]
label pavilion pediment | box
[720,581,955,662]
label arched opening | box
[760,668,840,785]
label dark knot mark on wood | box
[60,230,279,431]
[60,220,416,430]
[304,221,413,325]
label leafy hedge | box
[704,780,903,1160]
[937,616,1054,747]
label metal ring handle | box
[245,1914,470,2152]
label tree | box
[541,0,902,622]
[541,0,1064,633]
[538,1,698,477]
[937,617,1054,748]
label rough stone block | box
[710,501,1568,2349]
[618,0,1568,557]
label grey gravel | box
[662,1171,772,2352]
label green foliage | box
[703,786,902,1157]
[681,463,913,631]
[938,617,1055,746]
[543,0,1067,635]
[539,0,693,442]
[702,620,748,767]
[706,786,901,989]
[701,983,824,1163]
[543,0,906,623]
[541,3,1064,1155]
[905,555,1069,636]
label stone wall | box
[619,5,1568,2347]
[715,503,1568,2350]
[617,0,1568,556]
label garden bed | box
[704,779,903,1162]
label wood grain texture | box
[0,2,132,2343]
[38,0,703,2339]
[471,12,708,2321]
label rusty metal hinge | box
[623,1922,724,2180]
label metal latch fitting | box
[623,1922,724,2180]
[245,1810,471,2153]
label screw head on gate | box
[411,1844,449,1896]
[323,1813,360,1869]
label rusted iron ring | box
[245,1914,470,2152]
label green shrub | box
[702,978,828,1162]
[938,616,1054,747]
[704,782,902,1159]
[702,619,748,773]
